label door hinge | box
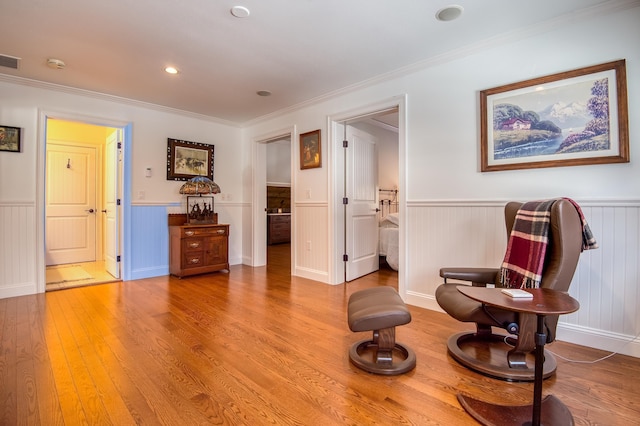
[343,140,348,148]
[117,142,122,149]
[117,199,121,206]
[343,197,348,205]
[117,255,121,262]
[343,254,349,262]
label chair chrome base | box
[349,338,416,375]
[447,332,557,382]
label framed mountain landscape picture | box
[480,60,629,172]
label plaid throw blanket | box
[500,198,598,289]
[563,198,599,251]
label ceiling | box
[0,0,620,125]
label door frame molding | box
[327,95,407,290]
[36,110,131,293]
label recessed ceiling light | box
[256,90,272,97]
[231,6,250,18]
[435,5,464,22]
[165,66,179,74]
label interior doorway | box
[265,137,292,266]
[252,127,295,272]
[44,118,123,290]
[342,109,399,281]
[330,96,406,287]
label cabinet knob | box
[217,230,225,234]
[189,242,200,248]
[185,231,195,236]
[188,257,200,264]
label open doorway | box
[44,118,123,290]
[329,95,406,287]
[252,127,295,272]
[344,110,399,280]
[266,137,292,266]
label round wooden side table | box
[456,287,579,426]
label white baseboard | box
[404,291,444,313]
[556,323,640,358]
[0,281,38,298]
[295,266,331,284]
[130,266,169,281]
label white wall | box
[0,80,243,297]
[243,5,640,355]
[266,140,291,185]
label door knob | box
[101,209,107,213]
[86,209,95,213]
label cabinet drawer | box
[269,215,290,224]
[270,223,290,231]
[182,253,205,269]
[182,238,205,253]
[181,227,228,238]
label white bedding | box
[379,213,399,270]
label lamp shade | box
[179,176,221,195]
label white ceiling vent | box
[0,54,20,70]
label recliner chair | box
[435,199,583,381]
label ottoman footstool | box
[347,287,416,375]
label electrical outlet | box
[305,189,311,199]
[306,241,311,251]
[137,190,145,200]
[227,193,232,201]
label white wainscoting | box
[0,201,38,298]
[294,203,329,282]
[403,199,640,358]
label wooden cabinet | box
[169,224,229,277]
[267,214,291,245]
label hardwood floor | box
[1,244,639,425]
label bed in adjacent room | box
[379,212,399,270]
[378,188,399,271]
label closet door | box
[45,143,97,265]
[345,126,379,281]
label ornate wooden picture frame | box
[166,138,214,180]
[480,60,629,172]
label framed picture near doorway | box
[0,125,21,153]
[300,129,321,170]
[166,138,215,180]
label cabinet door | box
[205,236,228,266]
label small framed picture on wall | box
[300,129,321,170]
[0,126,21,153]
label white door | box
[345,126,379,281]
[45,143,97,265]
[104,130,121,278]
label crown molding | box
[244,0,638,127]
[0,73,241,128]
